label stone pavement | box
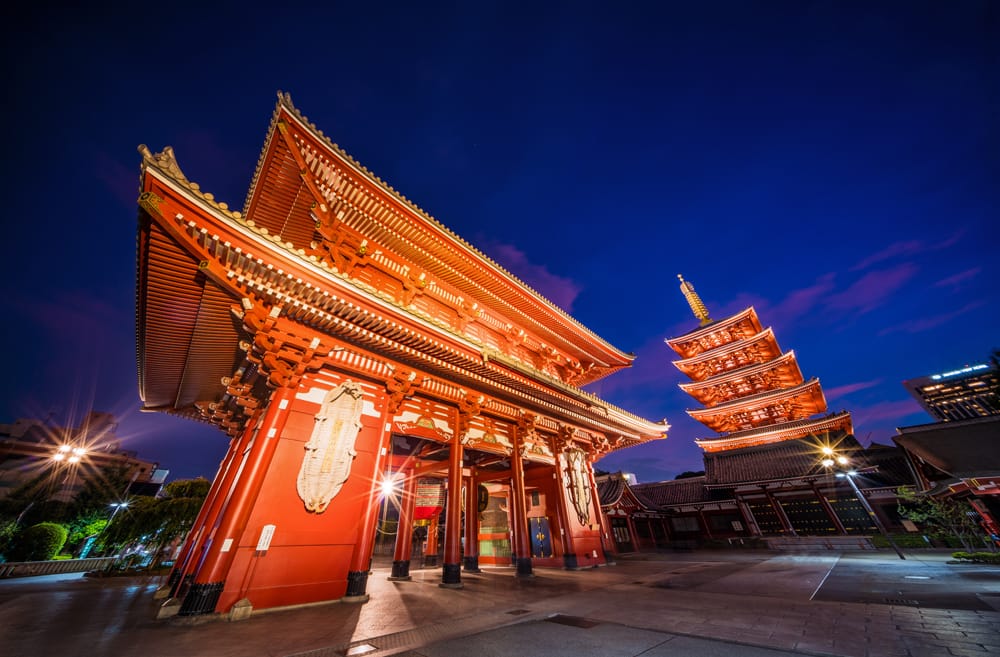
[1,550,998,657]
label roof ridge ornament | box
[678,274,713,326]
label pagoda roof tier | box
[679,350,803,407]
[673,328,782,382]
[686,377,827,433]
[231,93,632,386]
[694,411,854,453]
[665,307,763,359]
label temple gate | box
[135,93,668,618]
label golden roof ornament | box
[678,274,713,326]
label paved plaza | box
[1,550,998,657]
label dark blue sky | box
[2,2,996,483]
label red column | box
[510,439,533,577]
[552,453,579,568]
[178,386,296,616]
[463,471,481,572]
[344,408,394,602]
[766,490,797,536]
[424,516,440,566]
[587,462,616,563]
[166,428,245,597]
[388,468,417,580]
[440,438,464,588]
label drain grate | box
[884,598,920,606]
[507,609,531,615]
[546,614,600,629]
[340,644,377,656]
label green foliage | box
[102,478,209,565]
[895,487,985,551]
[7,522,69,561]
[870,533,932,548]
[953,551,1000,564]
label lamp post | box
[821,447,905,560]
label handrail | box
[0,556,118,578]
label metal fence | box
[0,556,118,578]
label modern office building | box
[903,359,1000,422]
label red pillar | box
[344,408,394,603]
[766,491,797,536]
[463,471,481,572]
[552,453,579,569]
[587,462,616,563]
[440,439,464,588]
[178,386,295,616]
[389,468,417,580]
[424,516,440,567]
[510,440,533,577]
[166,427,247,597]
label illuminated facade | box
[135,94,667,618]
[654,276,906,539]
[903,360,1000,422]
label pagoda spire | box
[678,275,712,326]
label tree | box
[7,522,69,561]
[675,470,705,480]
[896,487,988,550]
[102,478,209,566]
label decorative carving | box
[385,368,424,416]
[457,392,484,445]
[297,381,365,513]
[565,449,592,525]
[551,424,576,453]
[399,267,428,306]
[455,297,481,332]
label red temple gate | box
[135,93,668,618]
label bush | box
[7,522,69,561]
[952,551,1000,564]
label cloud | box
[851,398,925,425]
[95,151,141,210]
[878,300,987,336]
[850,231,964,272]
[933,267,981,290]
[481,241,583,312]
[824,379,882,401]
[825,263,919,315]
[766,273,837,330]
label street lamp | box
[820,446,905,560]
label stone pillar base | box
[388,559,411,581]
[178,581,224,616]
[564,553,585,570]
[228,597,253,622]
[344,569,370,602]
[463,555,481,572]
[156,597,182,620]
[439,562,463,589]
[422,553,439,567]
[514,557,534,578]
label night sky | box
[2,2,996,484]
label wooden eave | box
[238,94,631,382]
[694,411,854,453]
[687,377,828,433]
[672,328,782,381]
[679,350,803,407]
[665,307,762,358]
[136,154,667,443]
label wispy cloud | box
[878,300,987,336]
[826,263,919,315]
[933,267,981,290]
[766,273,837,330]
[825,379,881,401]
[851,398,926,426]
[850,231,964,271]
[481,241,583,312]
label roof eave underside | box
[240,95,632,372]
